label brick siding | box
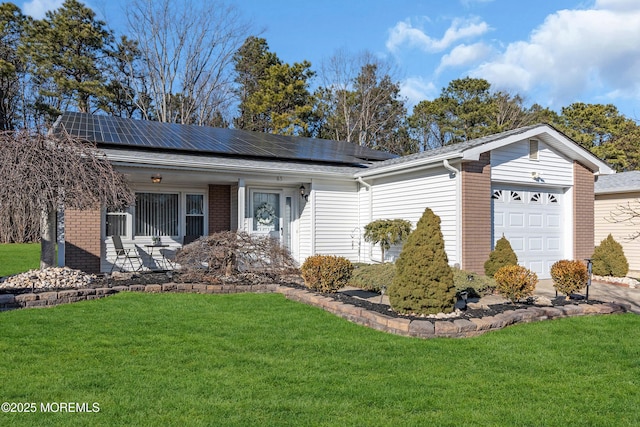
[208,185,231,233]
[461,152,492,274]
[65,208,101,273]
[573,161,595,261]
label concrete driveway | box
[535,279,640,314]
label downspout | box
[443,159,462,268]
[356,176,373,262]
[443,159,458,176]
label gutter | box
[355,153,464,180]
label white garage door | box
[492,187,564,279]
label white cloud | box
[595,0,639,11]
[386,17,490,53]
[21,0,64,19]
[400,77,438,110]
[470,4,640,108]
[436,42,493,74]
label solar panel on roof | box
[53,112,397,165]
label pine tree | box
[484,236,518,277]
[388,208,456,315]
[592,234,629,277]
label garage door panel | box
[509,237,525,251]
[547,237,560,251]
[508,213,524,227]
[528,213,543,228]
[546,214,560,228]
[528,237,543,251]
[529,261,544,276]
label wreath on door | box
[256,202,276,226]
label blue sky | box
[20,0,640,120]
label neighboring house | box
[595,171,640,275]
[54,112,613,279]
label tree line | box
[1,0,638,171]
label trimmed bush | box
[484,236,518,278]
[592,234,629,277]
[301,255,353,293]
[388,208,456,315]
[452,268,496,298]
[349,263,395,293]
[363,219,412,263]
[493,265,537,303]
[550,260,588,298]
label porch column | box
[237,179,246,231]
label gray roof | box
[595,171,640,194]
[364,124,542,170]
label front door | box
[249,189,297,257]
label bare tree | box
[317,50,407,150]
[126,0,250,125]
[0,129,134,268]
[606,200,640,240]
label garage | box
[491,186,564,279]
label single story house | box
[595,171,640,275]
[54,112,614,279]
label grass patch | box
[0,292,639,426]
[0,243,40,277]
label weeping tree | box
[363,218,412,263]
[0,128,134,268]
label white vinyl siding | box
[595,192,640,273]
[297,197,312,261]
[491,140,573,186]
[313,180,360,260]
[364,168,458,265]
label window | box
[105,191,206,238]
[135,193,179,236]
[548,194,558,204]
[492,189,503,200]
[530,193,542,203]
[185,194,204,236]
[106,208,127,236]
[529,139,539,160]
[510,191,522,202]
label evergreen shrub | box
[301,255,353,293]
[550,260,588,298]
[493,265,537,303]
[388,208,456,315]
[484,236,518,277]
[452,267,496,298]
[592,234,629,277]
[349,263,395,293]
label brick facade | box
[573,161,595,261]
[65,208,102,273]
[208,185,231,233]
[461,152,492,274]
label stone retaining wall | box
[0,283,278,311]
[0,283,628,339]
[275,286,628,338]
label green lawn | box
[1,292,639,426]
[0,243,40,277]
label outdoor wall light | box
[151,173,162,184]
[299,184,309,201]
[531,171,541,180]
